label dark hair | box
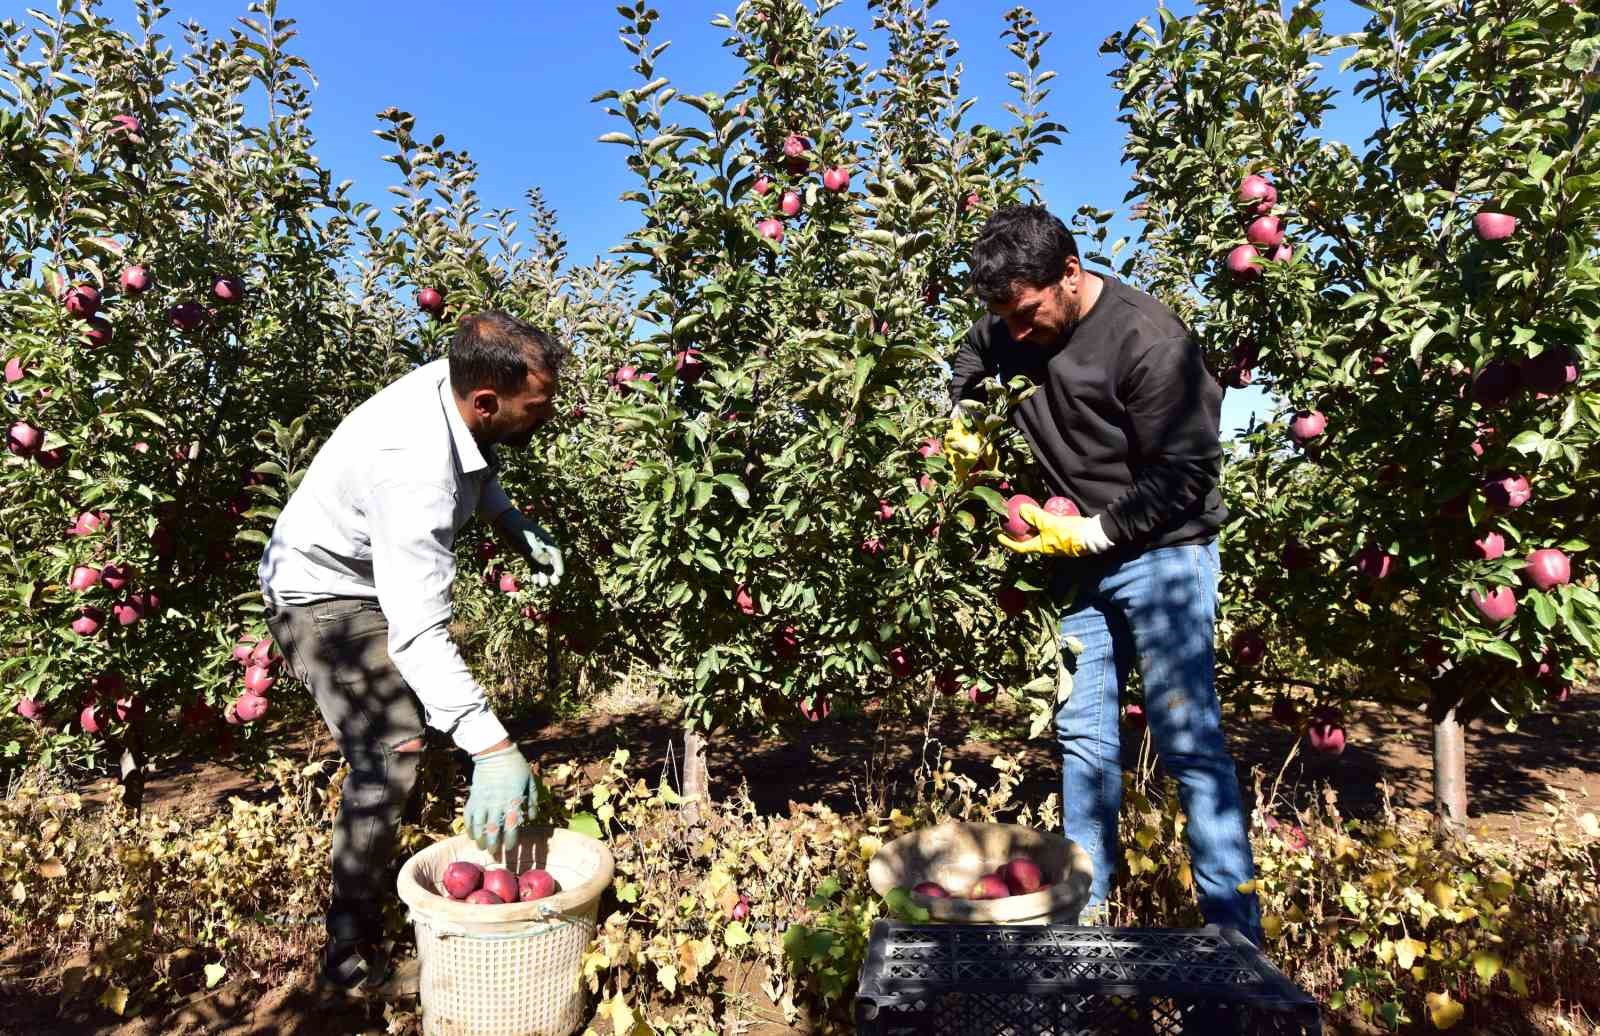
[448,311,566,395]
[969,205,1079,305]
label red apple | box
[69,511,109,537]
[119,265,151,294]
[1472,360,1522,408]
[1306,707,1345,757]
[1483,471,1531,509]
[729,894,751,921]
[757,218,784,242]
[1354,545,1396,581]
[249,637,280,669]
[968,874,1010,900]
[62,283,101,317]
[753,176,772,196]
[1522,346,1578,394]
[876,499,894,522]
[610,364,639,391]
[781,133,810,173]
[772,625,800,658]
[911,881,948,898]
[1225,244,1261,280]
[80,703,103,734]
[112,598,144,626]
[1238,173,1277,207]
[518,868,557,900]
[1473,531,1506,560]
[83,317,113,348]
[886,646,913,680]
[1004,494,1040,540]
[1471,586,1518,624]
[966,684,996,706]
[243,665,275,695]
[135,589,161,617]
[482,867,519,904]
[232,637,259,665]
[443,861,484,900]
[167,302,204,331]
[498,570,520,594]
[961,191,981,212]
[101,563,131,591]
[211,275,245,303]
[822,166,849,192]
[231,693,267,723]
[68,565,101,591]
[780,191,802,216]
[1123,703,1147,729]
[918,437,941,458]
[859,537,883,556]
[799,694,830,721]
[1288,410,1326,444]
[1473,211,1517,241]
[35,446,67,469]
[417,287,445,315]
[1246,215,1284,247]
[1231,629,1266,667]
[1524,549,1570,591]
[1043,496,1080,517]
[15,697,43,723]
[4,357,24,382]
[465,889,504,906]
[110,113,141,138]
[996,586,1027,618]
[7,421,41,457]
[112,695,143,724]
[675,349,706,384]
[71,606,104,636]
[1268,243,1293,263]
[1000,857,1044,894]
[735,582,757,615]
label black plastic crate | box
[855,920,1321,1035]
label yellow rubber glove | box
[997,504,1115,558]
[942,417,984,465]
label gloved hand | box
[997,504,1115,558]
[508,514,564,587]
[942,415,995,476]
[465,744,538,854]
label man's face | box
[989,256,1085,348]
[469,367,558,449]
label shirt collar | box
[436,370,497,476]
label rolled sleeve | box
[368,478,507,754]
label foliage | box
[1103,0,1600,738]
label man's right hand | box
[942,415,985,466]
[465,743,538,855]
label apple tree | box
[1103,0,1600,824]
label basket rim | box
[397,829,614,926]
[866,820,1093,923]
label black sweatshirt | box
[949,275,1226,555]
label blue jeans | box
[1053,540,1262,942]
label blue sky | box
[73,0,1381,434]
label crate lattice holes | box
[855,920,1322,1035]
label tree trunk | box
[1432,707,1467,834]
[681,728,710,824]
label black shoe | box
[317,939,395,999]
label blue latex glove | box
[509,514,564,587]
[465,745,537,854]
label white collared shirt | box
[259,359,515,754]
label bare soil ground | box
[6,691,1597,1035]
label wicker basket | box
[396,829,613,1036]
[866,821,1092,925]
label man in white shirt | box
[259,310,565,995]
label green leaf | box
[969,486,1007,516]
[566,812,603,839]
[713,474,749,507]
[723,920,751,947]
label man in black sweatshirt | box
[949,204,1262,944]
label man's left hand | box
[506,513,564,587]
[997,505,1115,558]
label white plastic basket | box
[396,829,613,1036]
[866,821,1093,925]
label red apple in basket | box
[519,868,558,901]
[465,889,505,906]
[482,867,519,904]
[442,860,484,900]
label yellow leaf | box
[1425,990,1464,1029]
[1505,967,1528,996]
[1377,939,1394,964]
[1262,916,1283,939]
[99,984,129,1016]
[1579,813,1599,838]
[204,963,226,989]
[656,962,677,995]
[56,911,75,930]
[37,859,66,880]
[858,835,882,861]
[1236,880,1257,894]
[1472,951,1502,985]
[1427,881,1457,911]
[1177,860,1193,891]
[608,993,634,1032]
[11,880,24,904]
[1395,938,1426,970]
